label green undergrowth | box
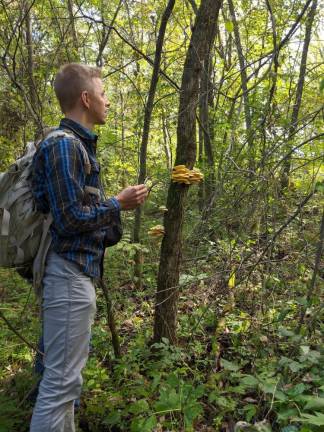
[0,189,323,431]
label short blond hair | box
[54,63,101,113]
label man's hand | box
[115,184,148,210]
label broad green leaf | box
[221,358,241,371]
[154,388,180,412]
[293,411,324,426]
[241,375,259,388]
[277,407,299,420]
[285,383,306,397]
[274,390,288,401]
[129,399,150,415]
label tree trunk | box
[198,94,205,211]
[153,0,222,344]
[24,2,38,131]
[161,109,172,171]
[120,91,126,189]
[227,0,254,169]
[133,0,176,290]
[96,0,123,67]
[200,54,215,203]
[281,0,317,189]
[67,0,78,53]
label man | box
[30,63,148,431]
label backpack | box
[0,129,92,293]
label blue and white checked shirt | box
[32,118,121,278]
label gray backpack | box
[0,129,93,294]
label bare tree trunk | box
[24,2,38,130]
[198,94,205,211]
[96,0,123,67]
[227,0,254,169]
[200,54,215,203]
[67,0,78,53]
[161,109,172,171]
[97,279,121,358]
[133,0,176,289]
[153,0,222,344]
[281,0,317,189]
[120,91,126,189]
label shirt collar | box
[59,118,98,153]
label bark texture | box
[153,0,222,344]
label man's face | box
[87,77,109,125]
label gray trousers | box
[30,250,96,432]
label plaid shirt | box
[32,118,121,278]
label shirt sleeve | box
[43,137,120,236]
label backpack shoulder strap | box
[44,129,91,175]
[45,129,101,198]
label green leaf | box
[242,404,257,422]
[130,415,157,432]
[300,346,310,355]
[215,396,236,410]
[304,396,324,411]
[285,383,306,397]
[129,399,150,415]
[320,78,324,92]
[274,390,288,401]
[104,411,122,426]
[241,375,259,388]
[220,358,241,371]
[183,402,203,427]
[277,407,299,420]
[154,388,180,412]
[259,380,277,394]
[293,411,324,426]
[225,21,234,32]
[289,360,304,373]
[315,181,324,193]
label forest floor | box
[0,187,323,432]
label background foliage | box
[0,0,323,431]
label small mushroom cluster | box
[171,165,204,184]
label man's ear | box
[81,90,90,109]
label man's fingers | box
[116,184,148,210]
[136,184,148,193]
[136,185,148,198]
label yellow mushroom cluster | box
[171,165,204,185]
[189,168,204,184]
[148,225,165,238]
